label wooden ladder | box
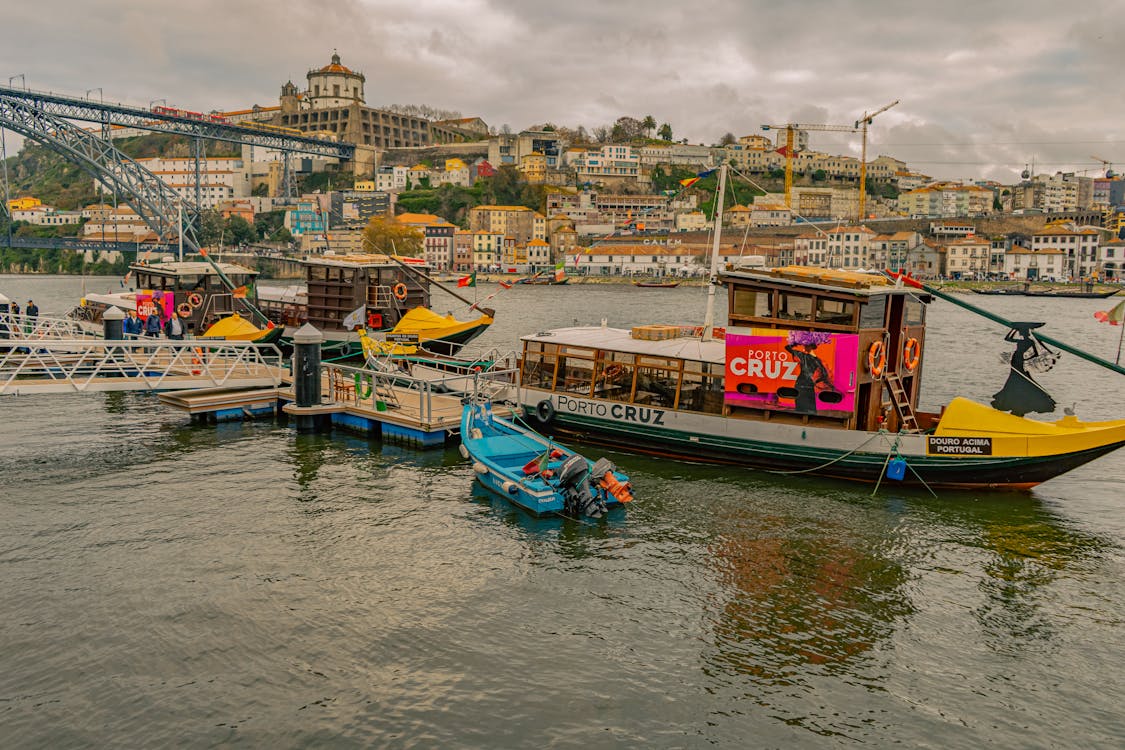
[884,373,919,432]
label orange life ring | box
[392,283,408,301]
[176,302,193,317]
[187,292,204,308]
[867,340,887,378]
[603,363,625,381]
[902,337,920,372]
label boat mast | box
[177,202,183,262]
[702,163,728,341]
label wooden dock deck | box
[158,366,515,448]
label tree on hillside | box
[658,123,673,142]
[362,216,424,256]
[224,215,256,246]
[610,116,644,142]
[718,132,737,146]
[593,126,610,144]
[642,115,656,137]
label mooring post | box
[291,322,324,432]
[102,305,124,340]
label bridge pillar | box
[291,323,325,432]
[102,305,124,340]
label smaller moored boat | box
[460,399,634,518]
[633,280,681,288]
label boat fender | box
[392,282,409,301]
[459,444,469,459]
[187,292,204,308]
[535,399,555,425]
[472,462,489,475]
[470,428,483,439]
[902,337,921,372]
[501,480,519,494]
[867,340,887,379]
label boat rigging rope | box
[764,430,888,475]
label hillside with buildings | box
[4,50,1124,280]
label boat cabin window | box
[731,289,770,319]
[777,292,813,321]
[521,341,560,389]
[905,297,925,325]
[556,345,597,394]
[859,295,887,329]
[814,297,855,326]
[521,341,724,414]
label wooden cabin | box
[721,266,931,433]
[300,254,431,333]
[127,260,261,332]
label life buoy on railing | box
[177,302,193,317]
[534,399,556,425]
[603,363,625,382]
[392,283,408,301]
[187,292,204,308]
[902,337,921,372]
[867,340,887,379]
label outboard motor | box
[555,454,607,518]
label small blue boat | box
[459,400,634,518]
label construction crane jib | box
[855,99,899,222]
[760,121,858,210]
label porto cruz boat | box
[511,166,1125,490]
[460,398,633,517]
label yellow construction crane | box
[855,100,899,222]
[1090,156,1117,179]
[760,121,857,210]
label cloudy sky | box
[2,0,1122,182]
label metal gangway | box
[0,311,102,340]
[0,338,285,395]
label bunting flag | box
[776,146,790,157]
[341,305,366,330]
[232,285,248,299]
[457,272,476,288]
[1094,299,1125,325]
[679,176,701,189]
[499,280,513,289]
[572,251,582,267]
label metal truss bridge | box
[0,84,349,320]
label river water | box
[2,274,1124,748]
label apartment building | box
[941,236,991,278]
[467,205,538,244]
[1004,246,1065,280]
[1031,224,1101,278]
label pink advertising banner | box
[725,327,859,414]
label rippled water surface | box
[2,275,1124,747]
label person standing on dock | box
[25,300,38,335]
[123,310,144,337]
[163,311,186,340]
[143,308,162,338]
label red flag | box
[499,280,513,289]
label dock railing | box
[0,338,285,394]
[1,311,102,340]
